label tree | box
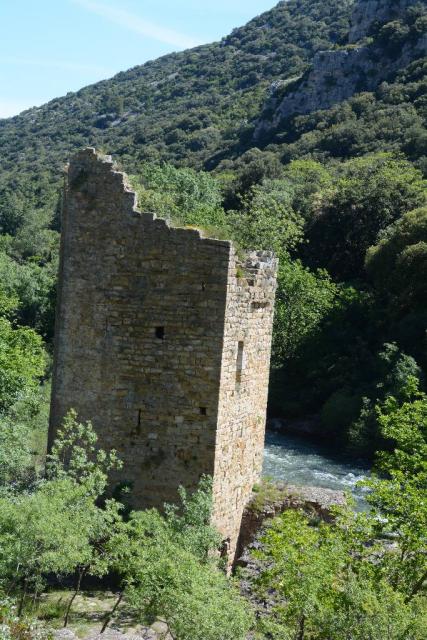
[282,159,333,220]
[229,180,304,259]
[0,416,33,490]
[252,378,427,639]
[131,163,228,232]
[0,478,101,614]
[254,493,426,639]
[272,260,337,364]
[223,149,284,208]
[47,408,121,494]
[344,343,422,455]
[0,411,122,620]
[106,478,253,640]
[0,250,58,341]
[306,154,426,280]
[364,378,427,601]
[366,205,427,314]
[0,286,46,411]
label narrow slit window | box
[236,341,244,384]
[155,326,165,340]
[200,407,207,416]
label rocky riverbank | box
[237,482,347,621]
[236,481,346,567]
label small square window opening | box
[155,326,165,340]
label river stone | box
[285,485,347,510]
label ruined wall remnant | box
[49,148,277,564]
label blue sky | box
[0,0,277,118]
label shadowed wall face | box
[50,148,277,563]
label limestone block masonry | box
[49,148,277,565]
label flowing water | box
[263,431,370,510]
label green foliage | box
[366,205,427,314]
[0,411,123,624]
[229,180,304,259]
[306,154,426,279]
[221,149,285,208]
[249,483,284,516]
[163,476,222,562]
[0,308,46,412]
[257,511,425,640]
[321,389,363,436]
[322,342,422,454]
[47,409,122,495]
[109,479,252,640]
[0,597,51,640]
[253,389,427,638]
[0,417,34,490]
[0,381,51,493]
[360,380,427,603]
[0,0,353,178]
[282,159,333,220]
[0,251,58,341]
[0,415,252,639]
[272,260,337,365]
[0,478,102,595]
[131,163,228,232]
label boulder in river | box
[235,481,346,566]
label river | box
[263,431,371,510]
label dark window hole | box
[155,326,165,340]
[200,407,207,416]
[236,341,244,385]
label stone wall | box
[212,250,277,562]
[50,148,277,564]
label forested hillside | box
[0,0,353,179]
[0,0,426,457]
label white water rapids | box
[263,431,370,510]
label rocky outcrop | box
[237,484,347,618]
[235,482,346,566]
[255,0,426,139]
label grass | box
[250,479,289,514]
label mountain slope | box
[0,0,352,182]
[255,0,426,160]
[0,0,425,186]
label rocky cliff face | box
[255,0,426,139]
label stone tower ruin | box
[49,148,277,563]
